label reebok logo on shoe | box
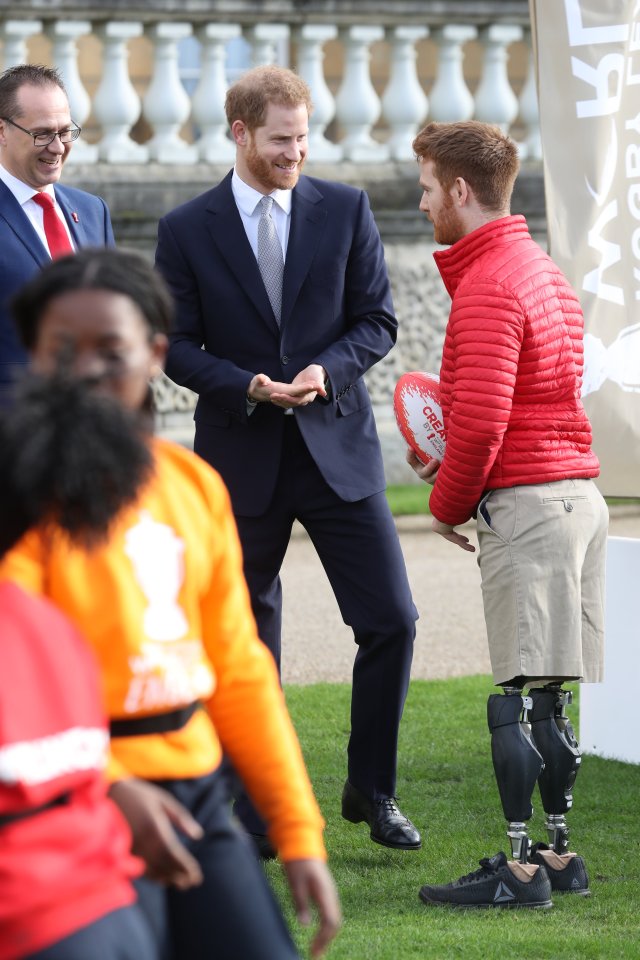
[418,851,553,909]
[493,881,516,904]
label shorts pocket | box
[541,495,589,514]
[477,489,516,543]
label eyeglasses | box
[1,116,82,147]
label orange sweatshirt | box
[1,438,325,863]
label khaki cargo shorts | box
[476,478,608,686]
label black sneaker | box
[530,842,590,895]
[419,852,553,909]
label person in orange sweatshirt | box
[0,372,201,959]
[1,248,340,960]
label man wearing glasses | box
[0,64,115,405]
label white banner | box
[530,0,640,495]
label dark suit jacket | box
[0,179,115,400]
[157,171,397,517]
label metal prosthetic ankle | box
[487,688,543,863]
[528,685,581,855]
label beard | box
[245,137,304,193]
[433,193,465,246]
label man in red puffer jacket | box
[408,121,608,910]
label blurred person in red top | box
[408,121,607,910]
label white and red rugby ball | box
[393,371,446,465]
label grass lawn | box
[264,677,640,960]
[385,486,640,518]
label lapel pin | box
[71,212,79,222]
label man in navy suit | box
[0,64,114,405]
[156,65,421,853]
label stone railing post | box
[0,20,42,68]
[46,19,97,164]
[335,25,388,162]
[244,23,290,67]
[192,23,240,163]
[294,24,342,162]
[143,22,197,163]
[381,25,429,161]
[429,25,477,122]
[93,21,148,163]
[473,24,523,132]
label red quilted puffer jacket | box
[429,215,600,527]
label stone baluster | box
[294,24,342,162]
[381,25,429,161]
[335,26,388,163]
[244,24,290,67]
[473,24,523,132]
[92,22,148,164]
[46,20,97,164]
[143,22,197,164]
[518,28,542,160]
[0,20,42,68]
[192,23,240,164]
[429,25,477,122]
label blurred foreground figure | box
[1,249,340,959]
[0,374,163,959]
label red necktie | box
[32,192,73,259]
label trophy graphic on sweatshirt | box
[124,512,189,642]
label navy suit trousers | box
[215,415,417,825]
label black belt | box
[109,702,200,738]
[0,792,70,828]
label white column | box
[192,23,240,164]
[518,29,542,160]
[429,25,477,122]
[93,22,148,164]
[473,24,523,132]
[143,22,197,164]
[0,20,42,68]
[46,20,97,164]
[244,24,290,67]
[381,26,429,162]
[294,24,341,162]
[335,25,388,163]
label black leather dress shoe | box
[341,780,422,849]
[248,832,277,860]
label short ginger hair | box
[412,121,520,212]
[225,65,313,131]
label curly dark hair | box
[0,371,153,557]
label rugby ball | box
[393,371,446,465]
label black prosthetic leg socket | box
[529,687,581,816]
[487,693,543,823]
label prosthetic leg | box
[527,685,589,893]
[417,687,554,909]
[528,685,581,854]
[487,688,544,863]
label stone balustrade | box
[0,1,540,164]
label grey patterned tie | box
[257,195,284,325]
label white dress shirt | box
[0,163,75,256]
[231,168,292,261]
